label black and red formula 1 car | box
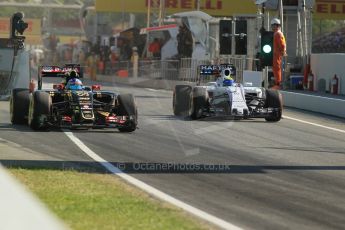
[10,65,137,132]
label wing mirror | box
[53,84,64,90]
[92,85,101,91]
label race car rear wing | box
[198,64,236,85]
[40,64,82,77]
[38,64,82,90]
[199,64,236,76]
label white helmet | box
[271,18,281,25]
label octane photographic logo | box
[115,162,232,173]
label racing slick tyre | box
[28,91,52,130]
[173,85,193,116]
[191,87,208,120]
[265,89,283,122]
[117,94,137,132]
[10,88,30,124]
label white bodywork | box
[202,67,264,116]
[243,86,264,98]
[210,85,248,115]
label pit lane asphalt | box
[1,78,345,230]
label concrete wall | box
[0,49,30,99]
[13,50,30,89]
[281,91,345,118]
[310,53,345,95]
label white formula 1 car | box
[173,64,282,121]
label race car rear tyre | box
[28,91,51,130]
[191,87,208,120]
[117,94,137,132]
[10,88,30,124]
[265,89,283,122]
[173,85,193,116]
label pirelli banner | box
[314,0,345,20]
[95,0,258,17]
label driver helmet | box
[67,78,83,90]
[69,70,79,79]
[222,68,234,86]
[223,76,234,86]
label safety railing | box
[135,60,180,80]
[100,56,260,84]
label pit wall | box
[310,53,345,95]
[0,49,30,99]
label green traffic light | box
[263,44,272,54]
[260,31,274,66]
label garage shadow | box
[1,160,344,174]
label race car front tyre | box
[191,87,208,120]
[265,89,283,122]
[173,85,193,116]
[10,88,30,124]
[117,94,137,132]
[28,91,51,130]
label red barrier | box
[117,70,128,78]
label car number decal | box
[76,91,89,97]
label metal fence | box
[105,56,260,83]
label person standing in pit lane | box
[271,18,286,90]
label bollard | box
[132,47,139,79]
[331,74,339,95]
[308,71,314,91]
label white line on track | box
[145,88,159,92]
[145,88,170,93]
[283,115,345,134]
[63,130,243,230]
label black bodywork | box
[42,89,137,130]
[10,64,137,132]
[37,65,136,130]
